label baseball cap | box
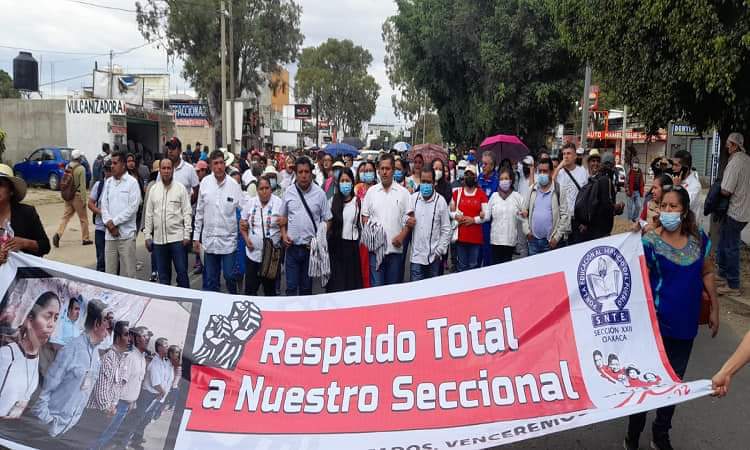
[0,164,27,202]
[522,155,534,165]
[465,164,478,175]
[588,149,601,159]
[576,147,585,156]
[166,137,182,150]
[262,165,278,176]
[71,149,82,160]
[457,160,468,169]
[728,132,745,151]
[333,161,346,169]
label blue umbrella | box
[324,143,359,158]
[393,141,411,152]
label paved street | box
[32,188,750,449]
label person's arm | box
[143,187,154,244]
[100,180,112,225]
[552,188,570,243]
[180,186,192,244]
[721,160,737,197]
[702,245,720,338]
[437,200,452,256]
[193,183,205,250]
[31,340,74,424]
[76,166,87,199]
[713,330,750,397]
[87,184,101,216]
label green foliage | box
[294,38,379,136]
[412,113,443,145]
[135,0,303,135]
[0,70,20,99]
[553,0,750,134]
[389,0,581,146]
[383,17,431,123]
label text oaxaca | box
[201,307,581,414]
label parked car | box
[13,146,91,190]
[615,164,626,188]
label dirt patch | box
[23,187,64,207]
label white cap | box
[71,149,82,160]
[576,147,585,155]
[465,164,479,174]
[262,165,278,175]
[728,132,745,151]
[457,160,468,168]
[522,155,534,165]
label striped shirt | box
[88,347,129,411]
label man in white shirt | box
[193,150,243,294]
[125,337,173,449]
[144,159,193,288]
[362,153,412,286]
[672,150,702,217]
[554,143,588,239]
[407,167,451,281]
[162,137,199,204]
[101,151,142,278]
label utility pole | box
[579,63,592,151]
[315,91,320,147]
[109,49,114,98]
[422,93,427,144]
[228,0,235,153]
[220,0,227,148]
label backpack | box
[60,165,76,201]
[573,178,600,225]
[703,179,729,218]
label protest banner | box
[0,233,711,450]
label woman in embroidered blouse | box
[625,185,719,450]
[355,161,377,288]
[0,291,60,419]
[239,176,283,296]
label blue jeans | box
[456,242,481,272]
[369,253,402,286]
[481,222,493,267]
[717,216,747,289]
[628,192,643,222]
[410,258,442,281]
[154,241,190,288]
[95,229,106,272]
[203,252,237,294]
[286,245,312,295]
[528,237,550,256]
[88,400,130,450]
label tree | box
[389,0,581,146]
[136,0,303,145]
[294,39,379,137]
[412,113,443,145]
[0,70,20,98]
[553,0,750,136]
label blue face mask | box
[361,172,375,184]
[394,170,404,182]
[467,154,476,163]
[269,179,278,190]
[420,183,434,198]
[339,181,353,196]
[537,173,550,186]
[660,211,682,231]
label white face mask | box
[434,170,443,181]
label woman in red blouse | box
[450,165,488,272]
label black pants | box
[245,257,277,296]
[627,336,694,440]
[491,245,515,264]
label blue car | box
[13,146,91,190]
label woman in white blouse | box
[0,291,60,419]
[485,167,526,264]
[327,168,362,292]
[239,176,283,296]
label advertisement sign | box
[294,104,312,120]
[671,123,700,137]
[92,70,145,106]
[0,234,710,450]
[170,103,210,127]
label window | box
[28,149,44,162]
[42,150,55,161]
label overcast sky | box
[0,0,401,125]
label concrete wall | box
[0,99,67,165]
[175,125,215,153]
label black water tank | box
[13,51,39,92]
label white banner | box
[0,233,710,450]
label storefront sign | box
[295,103,312,119]
[671,123,700,137]
[0,234,710,450]
[66,98,126,115]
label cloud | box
[0,0,399,124]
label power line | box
[39,73,90,87]
[63,0,136,13]
[0,44,109,56]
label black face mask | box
[464,175,477,187]
[522,167,531,177]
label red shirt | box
[453,187,488,245]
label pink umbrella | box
[479,134,530,162]
[408,144,448,164]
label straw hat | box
[0,164,27,202]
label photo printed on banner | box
[0,267,200,450]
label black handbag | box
[259,205,282,280]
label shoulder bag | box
[259,202,282,280]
